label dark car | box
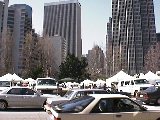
[137,86,160,105]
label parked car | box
[44,89,110,111]
[47,94,160,120]
[137,86,160,105]
[0,86,58,110]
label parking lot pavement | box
[0,112,49,120]
[0,108,49,120]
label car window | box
[91,98,145,113]
[7,88,21,95]
[73,91,88,99]
[63,90,74,99]
[55,96,94,113]
[21,88,35,95]
[94,91,108,94]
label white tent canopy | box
[138,73,145,79]
[144,71,160,84]
[0,73,23,82]
[106,70,134,86]
[12,73,23,82]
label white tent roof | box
[144,71,160,82]
[12,73,23,82]
[138,73,145,79]
[106,70,134,84]
[0,73,13,81]
[0,73,23,82]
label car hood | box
[47,96,69,105]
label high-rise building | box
[7,4,32,75]
[107,0,157,75]
[87,45,105,80]
[48,35,67,73]
[43,0,82,58]
[0,0,9,73]
[0,1,5,36]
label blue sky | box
[8,0,160,54]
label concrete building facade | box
[7,4,32,75]
[107,0,157,76]
[87,45,105,80]
[43,0,82,58]
[49,35,67,73]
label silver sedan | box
[0,86,57,110]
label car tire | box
[0,101,7,110]
[156,98,160,105]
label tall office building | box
[7,4,32,75]
[43,0,82,58]
[0,1,5,49]
[0,0,9,72]
[106,0,157,75]
[87,45,105,80]
[0,1,5,36]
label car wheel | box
[156,98,160,105]
[0,101,7,110]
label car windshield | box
[54,96,94,113]
[63,90,74,99]
[37,79,56,85]
[0,81,11,87]
[134,79,149,84]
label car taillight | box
[143,94,149,100]
[54,116,61,120]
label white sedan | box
[47,94,160,120]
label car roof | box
[89,94,129,98]
[70,89,106,92]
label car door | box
[112,98,147,120]
[6,88,24,107]
[89,99,114,120]
[21,88,45,107]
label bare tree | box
[37,35,57,78]
[0,29,14,75]
[22,32,34,77]
[144,42,160,73]
[106,45,113,78]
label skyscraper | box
[87,45,105,80]
[0,1,5,36]
[43,0,82,58]
[7,4,32,75]
[0,0,9,72]
[107,0,157,75]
